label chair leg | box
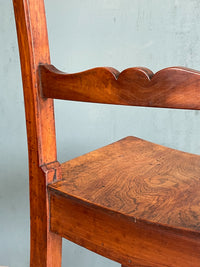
[30,165,62,267]
[30,228,62,267]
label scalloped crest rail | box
[40,65,200,110]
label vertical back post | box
[13,0,62,266]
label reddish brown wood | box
[40,64,200,110]
[13,0,200,266]
[49,187,200,267]
[48,136,200,266]
[13,0,62,266]
[52,136,200,232]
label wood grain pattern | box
[13,0,62,266]
[50,136,200,233]
[49,192,200,266]
[40,64,200,110]
[49,136,200,266]
[13,0,200,265]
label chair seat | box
[49,136,200,231]
[48,136,200,266]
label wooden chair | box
[13,0,200,266]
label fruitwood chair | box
[13,0,200,266]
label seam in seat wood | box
[48,136,200,266]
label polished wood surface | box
[50,136,200,232]
[49,191,200,267]
[40,64,200,109]
[13,0,200,266]
[13,0,62,266]
[48,136,200,266]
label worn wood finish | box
[51,136,200,232]
[13,0,62,266]
[49,192,200,267]
[49,136,200,266]
[40,64,200,110]
[13,0,200,266]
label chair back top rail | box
[40,64,200,110]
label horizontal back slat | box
[40,64,200,110]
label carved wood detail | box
[40,64,200,110]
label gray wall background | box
[1,0,200,266]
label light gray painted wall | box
[1,0,200,266]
